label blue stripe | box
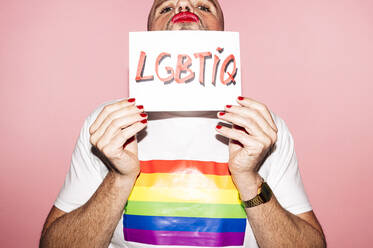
[123,214,246,232]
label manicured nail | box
[141,119,148,124]
[128,98,136,103]
[219,112,225,116]
[238,96,244,101]
[137,105,144,110]
[140,113,148,118]
[216,125,222,129]
[226,105,232,108]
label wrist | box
[231,172,263,201]
[110,171,138,188]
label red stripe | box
[140,160,230,176]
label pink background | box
[1,0,372,247]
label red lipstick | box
[172,11,199,23]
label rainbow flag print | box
[123,160,247,247]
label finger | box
[89,98,136,134]
[91,105,144,144]
[225,105,277,142]
[215,124,257,147]
[230,124,247,153]
[229,137,244,154]
[236,97,278,132]
[94,113,148,148]
[217,111,267,138]
[123,136,136,150]
[108,120,148,150]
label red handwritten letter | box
[155,52,174,83]
[211,55,221,86]
[175,54,195,84]
[220,54,237,85]
[135,51,154,82]
[194,52,212,85]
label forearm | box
[235,174,325,248]
[244,195,325,248]
[40,172,136,248]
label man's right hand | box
[89,98,147,179]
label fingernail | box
[140,113,148,118]
[216,125,222,129]
[219,112,225,116]
[226,105,232,108]
[128,98,136,103]
[137,105,144,110]
[141,119,148,124]
[238,96,244,101]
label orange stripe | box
[135,173,236,189]
[140,160,230,176]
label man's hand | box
[89,98,148,179]
[216,96,278,199]
[41,99,148,248]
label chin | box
[167,22,205,31]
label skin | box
[40,99,148,248]
[216,97,326,247]
[40,1,326,247]
[148,0,224,31]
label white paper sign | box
[129,31,242,111]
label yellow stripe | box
[135,173,236,190]
[128,186,241,204]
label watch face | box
[242,182,272,208]
[260,182,272,202]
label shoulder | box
[269,110,296,158]
[259,110,297,178]
[269,110,294,145]
[262,110,301,185]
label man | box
[40,0,326,247]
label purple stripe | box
[123,228,245,247]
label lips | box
[171,11,199,23]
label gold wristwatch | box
[242,179,273,208]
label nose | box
[175,0,193,13]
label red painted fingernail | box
[219,112,225,116]
[141,119,148,124]
[140,113,147,118]
[137,105,144,110]
[216,125,222,129]
[238,96,244,101]
[226,105,232,108]
[128,98,136,103]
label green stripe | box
[124,201,246,219]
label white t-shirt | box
[55,98,312,248]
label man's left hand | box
[216,96,278,199]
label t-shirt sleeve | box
[267,114,313,215]
[54,104,110,213]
